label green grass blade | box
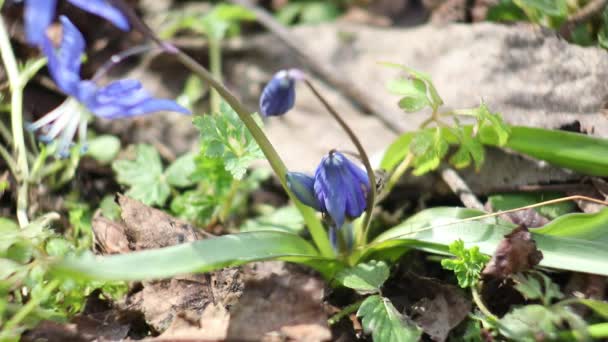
[364,207,608,276]
[51,231,340,281]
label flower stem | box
[172,50,334,258]
[471,283,498,322]
[303,80,377,246]
[208,37,222,113]
[327,299,363,325]
[0,15,30,227]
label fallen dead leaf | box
[226,262,331,341]
[409,276,472,342]
[482,226,543,278]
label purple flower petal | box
[41,16,85,94]
[259,70,295,117]
[286,172,320,210]
[66,0,130,31]
[25,0,57,45]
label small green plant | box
[441,240,490,289]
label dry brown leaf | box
[226,262,331,341]
[482,226,543,278]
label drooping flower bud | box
[287,151,370,229]
[259,69,304,117]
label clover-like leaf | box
[410,128,449,176]
[335,260,389,294]
[165,152,197,188]
[357,295,422,342]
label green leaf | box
[411,128,449,176]
[514,0,568,18]
[276,3,305,25]
[512,273,563,306]
[335,260,389,294]
[299,2,341,24]
[0,258,21,279]
[486,0,528,22]
[482,126,608,176]
[99,195,121,221]
[381,63,443,109]
[577,299,608,319]
[45,238,72,257]
[193,102,263,180]
[388,78,429,113]
[112,144,170,206]
[357,295,422,342]
[449,127,485,170]
[52,231,341,281]
[441,240,489,288]
[241,206,304,234]
[165,152,197,188]
[363,207,608,276]
[533,208,608,243]
[488,192,575,220]
[498,304,561,341]
[85,135,121,163]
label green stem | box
[471,284,498,322]
[219,179,240,222]
[0,15,29,227]
[0,143,17,175]
[303,80,377,246]
[172,50,334,258]
[208,38,222,113]
[328,299,363,325]
[1,279,60,336]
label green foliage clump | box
[441,240,490,288]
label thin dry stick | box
[228,0,401,133]
[440,167,485,211]
[360,195,608,246]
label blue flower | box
[287,151,370,229]
[25,0,130,46]
[28,16,189,157]
[259,69,304,117]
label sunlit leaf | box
[357,295,422,342]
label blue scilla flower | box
[25,0,130,45]
[27,16,189,157]
[259,69,304,117]
[287,150,370,230]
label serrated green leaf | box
[441,240,489,288]
[498,304,561,341]
[514,0,568,18]
[112,144,170,206]
[381,62,443,109]
[0,258,21,279]
[335,260,389,293]
[165,152,197,188]
[411,128,449,176]
[86,135,121,163]
[513,273,563,306]
[388,78,429,113]
[357,295,422,342]
[194,102,263,180]
[577,299,608,319]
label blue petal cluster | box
[287,151,370,229]
[25,0,130,46]
[259,69,304,117]
[28,16,189,156]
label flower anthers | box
[27,16,189,157]
[25,0,130,46]
[259,69,304,117]
[287,150,370,230]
